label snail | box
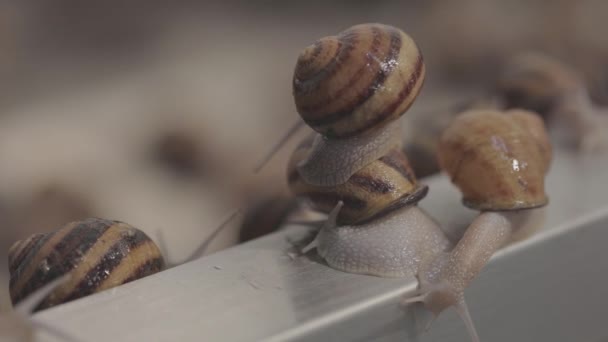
[8,211,240,312]
[286,24,552,342]
[497,52,608,151]
[1,275,79,342]
[255,23,425,184]
[402,109,551,341]
[8,218,165,312]
[8,210,240,312]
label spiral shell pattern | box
[438,110,551,211]
[8,218,164,311]
[293,23,425,138]
[288,137,427,225]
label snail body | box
[9,218,165,312]
[293,23,425,186]
[316,202,450,278]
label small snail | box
[8,211,240,312]
[286,25,553,342]
[8,218,165,312]
[1,275,79,342]
[288,135,428,226]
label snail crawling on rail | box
[286,23,552,342]
[8,212,239,313]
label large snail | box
[286,24,552,342]
[403,109,551,337]
[282,23,425,187]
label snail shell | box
[293,23,425,139]
[9,218,164,311]
[497,53,581,118]
[438,109,551,211]
[288,136,427,225]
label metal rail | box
[36,149,608,342]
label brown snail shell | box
[438,109,551,211]
[497,53,581,119]
[293,23,425,139]
[288,136,427,225]
[8,218,165,312]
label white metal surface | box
[36,149,608,342]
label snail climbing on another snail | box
[254,23,425,184]
[285,24,553,342]
[8,211,240,312]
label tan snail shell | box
[438,109,552,211]
[288,136,427,225]
[293,23,425,139]
[8,218,165,312]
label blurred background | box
[1,0,606,310]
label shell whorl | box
[288,137,427,225]
[438,110,551,211]
[8,218,164,311]
[293,23,425,139]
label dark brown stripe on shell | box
[296,41,325,73]
[379,150,417,183]
[355,185,429,225]
[9,232,56,292]
[349,173,394,194]
[9,234,45,275]
[11,219,113,304]
[302,27,403,126]
[338,53,424,139]
[294,34,355,94]
[56,228,152,304]
[121,257,164,284]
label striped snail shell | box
[293,23,425,139]
[288,136,427,225]
[438,109,552,211]
[8,218,165,312]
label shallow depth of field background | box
[0,0,606,310]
